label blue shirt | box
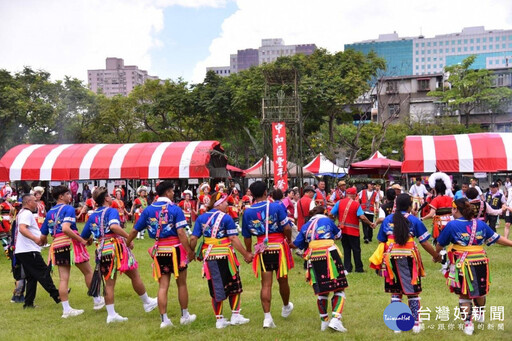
[453,190,467,200]
[331,200,364,217]
[81,206,120,239]
[133,198,188,239]
[41,204,77,236]
[241,201,290,238]
[192,209,238,239]
[377,212,430,243]
[437,218,500,247]
[293,215,341,250]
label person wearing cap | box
[358,181,380,244]
[131,186,149,239]
[32,186,46,229]
[190,191,253,329]
[391,183,402,196]
[484,182,506,232]
[331,187,374,273]
[330,181,347,204]
[296,186,315,230]
[111,188,130,229]
[241,181,294,328]
[128,180,196,328]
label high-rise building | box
[88,57,158,97]
[207,39,317,76]
[345,26,512,76]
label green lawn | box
[1,221,511,341]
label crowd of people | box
[2,173,512,335]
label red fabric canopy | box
[0,141,227,181]
[303,153,347,177]
[226,164,244,174]
[349,151,402,175]
[402,133,512,173]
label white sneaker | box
[143,297,158,312]
[328,318,347,332]
[281,302,294,318]
[464,322,474,336]
[107,313,128,324]
[93,297,105,310]
[230,314,250,325]
[412,322,423,333]
[216,318,231,329]
[160,320,173,329]
[180,314,197,325]
[61,308,84,318]
[263,317,276,328]
[321,320,330,331]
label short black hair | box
[385,188,396,201]
[156,180,174,196]
[272,188,283,201]
[249,181,267,198]
[92,187,109,206]
[21,193,34,205]
[52,185,70,201]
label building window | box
[415,50,419,55]
[489,37,493,42]
[470,39,474,43]
[415,58,419,62]
[483,45,487,50]
[470,46,474,51]
[421,43,425,47]
[433,57,437,61]
[427,64,431,69]
[427,50,431,54]
[427,57,431,61]
[477,46,480,51]
[458,40,461,44]
[440,63,443,67]
[433,49,437,53]
[489,60,493,65]
[433,42,437,46]
[458,47,461,52]
[489,45,493,50]
[446,48,449,53]
[483,38,487,42]
[386,81,399,94]
[422,57,425,62]
[433,64,437,68]
[496,36,500,42]
[452,48,455,52]
[502,44,506,48]
[416,65,419,70]
[388,104,400,118]
[418,79,430,91]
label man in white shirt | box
[409,179,428,198]
[15,194,60,309]
[470,178,484,200]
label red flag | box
[272,122,288,190]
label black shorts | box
[260,249,280,272]
[505,214,512,224]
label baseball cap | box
[490,182,499,188]
[346,187,357,195]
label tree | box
[428,55,512,128]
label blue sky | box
[1,0,511,84]
[152,2,237,82]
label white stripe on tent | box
[498,133,512,171]
[421,136,436,172]
[109,143,136,179]
[40,144,72,180]
[179,141,200,178]
[9,145,43,181]
[454,134,474,172]
[79,144,107,180]
[148,142,173,179]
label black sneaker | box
[355,269,366,273]
[23,304,37,309]
[364,239,369,244]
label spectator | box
[296,186,315,229]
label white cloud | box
[192,0,512,82]
[0,0,226,82]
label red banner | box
[272,122,288,190]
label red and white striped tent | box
[402,133,512,173]
[244,156,312,178]
[0,141,228,181]
[303,153,347,177]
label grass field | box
[1,221,511,341]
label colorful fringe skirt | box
[445,245,490,298]
[49,232,89,266]
[99,234,138,279]
[382,238,425,295]
[252,233,294,279]
[304,240,348,295]
[149,237,188,281]
[201,237,242,301]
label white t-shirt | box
[409,184,428,197]
[15,208,41,254]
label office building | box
[345,26,512,76]
[88,57,159,97]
